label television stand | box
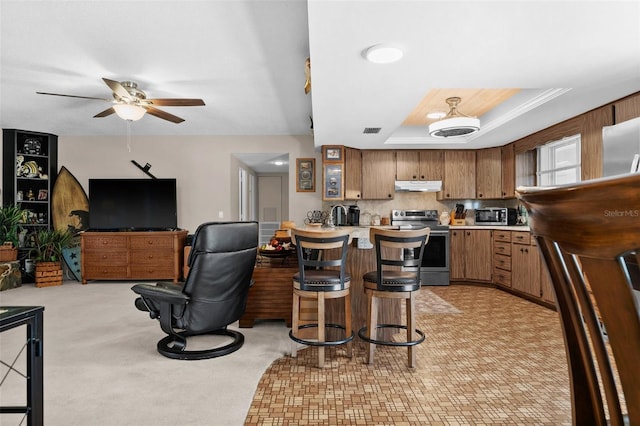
[80,230,188,284]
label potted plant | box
[0,204,24,262]
[30,228,73,287]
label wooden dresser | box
[80,230,187,284]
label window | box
[537,134,581,186]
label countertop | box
[448,225,530,231]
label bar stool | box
[358,227,430,368]
[289,228,354,368]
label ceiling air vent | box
[363,127,381,134]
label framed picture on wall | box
[322,145,343,163]
[296,158,315,192]
[323,163,344,200]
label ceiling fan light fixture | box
[428,97,480,138]
[364,43,404,64]
[113,104,146,121]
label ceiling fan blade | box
[144,98,205,107]
[144,106,185,123]
[36,92,112,102]
[94,107,115,118]
[102,78,132,101]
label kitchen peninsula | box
[241,226,402,338]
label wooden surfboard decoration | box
[52,166,89,281]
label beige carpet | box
[0,280,291,426]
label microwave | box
[474,208,517,226]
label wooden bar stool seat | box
[358,227,430,368]
[289,228,354,368]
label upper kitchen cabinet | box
[396,150,420,181]
[396,150,444,181]
[501,144,516,198]
[361,150,395,199]
[438,150,476,199]
[476,147,502,199]
[344,147,362,200]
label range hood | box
[394,180,442,192]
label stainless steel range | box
[391,209,450,286]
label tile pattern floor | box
[245,285,571,425]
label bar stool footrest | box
[358,324,425,347]
[290,323,355,346]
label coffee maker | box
[347,205,360,226]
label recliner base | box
[157,329,245,360]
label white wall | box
[57,134,322,234]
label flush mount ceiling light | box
[364,43,404,64]
[113,103,147,121]
[428,97,480,138]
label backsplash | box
[322,192,519,225]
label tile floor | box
[245,285,572,425]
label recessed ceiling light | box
[364,43,404,64]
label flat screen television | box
[88,178,178,231]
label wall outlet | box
[218,211,224,219]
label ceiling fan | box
[36,78,205,123]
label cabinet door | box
[512,242,541,297]
[464,230,492,281]
[449,229,465,280]
[395,150,420,181]
[501,144,515,198]
[539,255,555,303]
[441,150,476,199]
[476,147,502,199]
[344,147,362,200]
[419,150,444,181]
[361,150,395,199]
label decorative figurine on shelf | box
[27,189,35,201]
[16,155,43,178]
[23,138,42,155]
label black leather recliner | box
[132,221,258,360]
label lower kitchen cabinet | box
[450,229,492,282]
[511,231,540,297]
[532,237,556,303]
[493,229,512,288]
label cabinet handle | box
[524,248,528,253]
[413,175,417,179]
[466,232,470,236]
[388,194,392,198]
[420,175,425,179]
[478,194,483,198]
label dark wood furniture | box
[239,262,296,328]
[80,230,187,284]
[0,306,44,426]
[517,174,640,426]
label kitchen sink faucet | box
[327,204,348,228]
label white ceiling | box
[2,0,640,162]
